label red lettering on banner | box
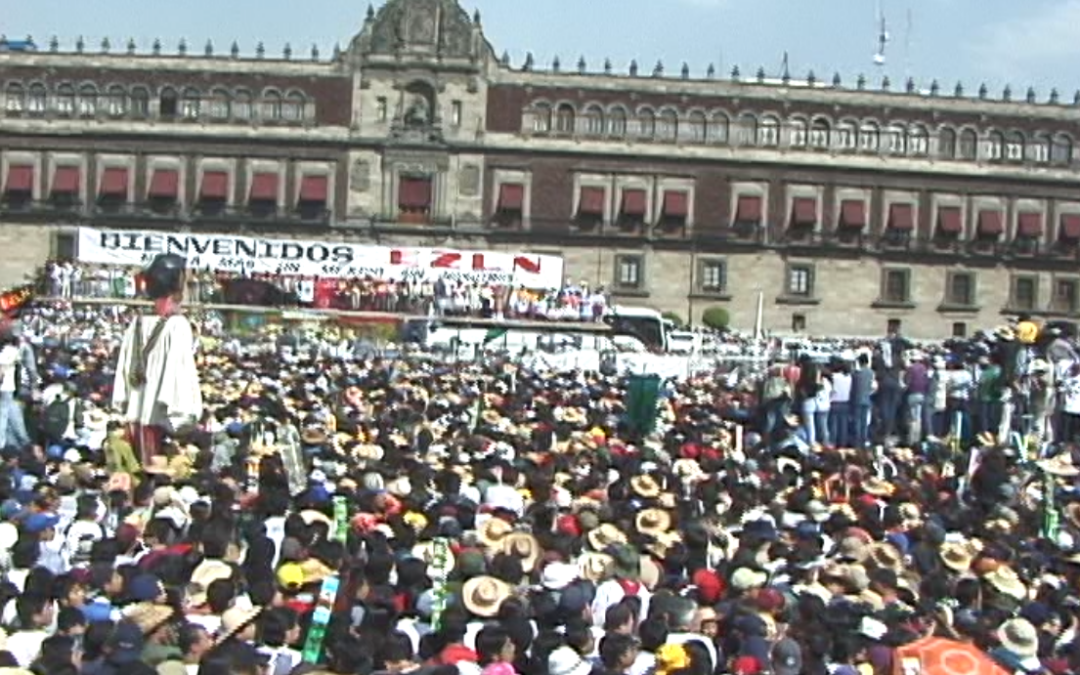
[471,253,492,271]
[513,256,541,274]
[389,250,404,265]
[430,252,462,269]
[389,249,419,267]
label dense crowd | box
[0,283,1076,675]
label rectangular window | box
[4,94,22,113]
[787,265,814,297]
[952,322,968,338]
[180,99,199,120]
[614,255,643,290]
[882,269,911,303]
[1053,278,1078,313]
[376,97,387,122]
[887,318,903,334]
[986,139,1003,161]
[947,272,975,306]
[1012,276,1038,311]
[1006,141,1024,161]
[451,100,462,127]
[1028,142,1050,163]
[792,313,807,332]
[698,260,726,293]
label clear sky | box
[4,0,1080,94]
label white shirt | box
[0,345,19,393]
[111,314,202,428]
[830,372,852,403]
[8,629,48,667]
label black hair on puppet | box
[142,254,187,300]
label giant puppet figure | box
[112,254,203,465]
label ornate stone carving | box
[350,160,371,192]
[459,164,480,196]
[360,0,478,60]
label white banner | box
[76,228,564,290]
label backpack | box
[42,397,72,442]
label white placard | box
[76,227,564,290]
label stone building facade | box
[2,0,1080,338]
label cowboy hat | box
[217,606,263,644]
[579,552,613,583]
[867,542,904,572]
[939,541,976,573]
[123,603,175,637]
[502,532,540,572]
[461,576,512,618]
[635,509,672,537]
[997,618,1039,659]
[586,523,627,552]
[478,517,514,549]
[630,475,661,499]
[984,565,1027,600]
[1038,454,1080,477]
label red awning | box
[977,210,1004,236]
[1061,214,1080,239]
[299,175,329,203]
[399,176,432,209]
[99,167,128,197]
[1017,212,1043,237]
[735,195,762,223]
[498,183,524,210]
[938,206,962,233]
[621,189,646,216]
[791,197,817,226]
[250,172,280,202]
[888,203,914,231]
[51,166,80,194]
[578,186,605,215]
[148,169,179,199]
[662,190,688,218]
[839,200,866,229]
[200,171,229,200]
[4,165,33,193]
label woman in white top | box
[0,329,30,450]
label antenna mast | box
[903,7,913,80]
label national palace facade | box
[2,0,1080,337]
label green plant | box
[701,306,730,331]
[661,311,684,327]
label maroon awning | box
[662,190,688,218]
[578,186,605,216]
[148,169,179,199]
[977,210,1004,236]
[4,165,33,193]
[99,167,128,197]
[51,166,80,194]
[621,189,646,216]
[839,200,866,229]
[1016,212,1043,237]
[498,183,524,210]
[938,206,962,233]
[735,195,762,223]
[399,176,432,209]
[299,175,329,203]
[200,171,229,200]
[888,203,914,231]
[249,172,280,202]
[790,197,817,226]
[1061,214,1080,239]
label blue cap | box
[22,512,59,534]
[82,601,114,624]
[127,574,163,602]
[0,499,22,520]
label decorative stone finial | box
[1074,90,1080,106]
[629,60,638,77]
[126,38,135,54]
[366,4,375,21]
[856,73,866,90]
[283,43,292,60]
[75,35,85,53]
[152,38,161,55]
[473,9,481,24]
[1026,86,1036,103]
[577,56,586,74]
[332,43,341,60]
[311,44,320,61]
[603,58,612,75]
[653,60,663,77]
[756,66,766,83]
[978,83,988,99]
[1050,88,1060,104]
[178,38,187,56]
[905,77,915,93]
[230,41,240,58]
[954,82,963,97]
[49,36,59,52]
[832,72,841,87]
[523,52,534,71]
[681,62,690,79]
[807,70,816,86]
[500,50,509,66]
[881,75,890,90]
[929,80,939,96]
[100,37,110,53]
[205,40,214,57]
[1002,84,1011,101]
[551,55,560,72]
[256,41,265,58]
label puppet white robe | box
[112,315,203,431]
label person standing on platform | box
[111,254,203,466]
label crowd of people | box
[0,260,1078,675]
[38,261,610,322]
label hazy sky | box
[5,0,1080,94]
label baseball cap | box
[23,512,60,534]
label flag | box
[483,328,508,345]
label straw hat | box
[579,552,614,582]
[461,576,512,618]
[478,518,514,549]
[123,602,175,636]
[867,542,904,572]
[586,523,628,552]
[860,477,895,498]
[997,618,1039,658]
[630,475,662,499]
[635,509,672,537]
[939,541,976,573]
[984,566,1027,600]
[1038,454,1080,477]
[218,606,263,643]
[502,532,540,572]
[300,510,332,528]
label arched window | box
[656,109,678,141]
[129,87,150,118]
[77,84,97,117]
[959,129,978,160]
[908,125,929,155]
[686,111,707,142]
[530,102,551,133]
[809,118,830,148]
[106,85,126,117]
[758,116,780,146]
[637,108,656,138]
[836,120,857,150]
[4,82,24,113]
[180,88,201,119]
[158,87,178,119]
[737,113,757,146]
[788,118,808,147]
[55,83,76,116]
[282,91,305,121]
[986,131,1005,161]
[710,113,730,144]
[937,127,957,159]
[554,103,575,133]
[1005,131,1025,161]
[233,90,253,120]
[583,105,605,136]
[885,124,906,154]
[261,90,282,121]
[208,88,230,120]
[1052,134,1073,164]
[1027,134,1050,163]
[27,83,46,114]
[858,122,880,152]
[608,107,627,137]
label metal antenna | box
[873,0,888,66]
[903,7,914,80]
